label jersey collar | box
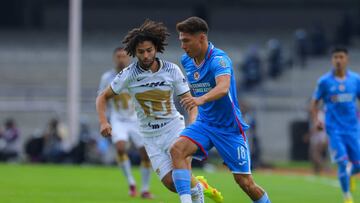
[331,68,349,81]
[192,42,214,68]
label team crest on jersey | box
[194,72,200,80]
[219,59,227,68]
[338,84,345,91]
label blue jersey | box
[313,69,360,133]
[181,42,249,133]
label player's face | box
[332,52,348,70]
[179,32,202,58]
[113,50,131,72]
[135,41,156,70]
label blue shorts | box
[327,131,360,165]
[180,121,251,174]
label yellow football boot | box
[196,176,224,203]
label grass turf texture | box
[0,163,359,203]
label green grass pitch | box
[0,163,359,203]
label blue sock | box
[351,164,360,175]
[172,169,191,196]
[338,161,350,193]
[254,192,271,203]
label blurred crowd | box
[239,13,359,92]
[0,117,135,166]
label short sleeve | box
[312,78,324,101]
[110,69,130,94]
[172,65,190,96]
[211,55,232,78]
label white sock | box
[140,166,151,192]
[119,159,136,185]
[344,192,352,199]
[179,194,192,203]
[191,182,204,203]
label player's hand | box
[315,119,324,130]
[100,122,112,137]
[180,96,204,111]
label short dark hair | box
[122,19,170,57]
[113,47,125,54]
[176,16,209,34]
[331,46,348,55]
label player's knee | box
[115,141,127,155]
[170,142,186,160]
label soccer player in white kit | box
[96,19,222,203]
[98,47,153,198]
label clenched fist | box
[100,122,112,137]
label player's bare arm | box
[310,99,324,130]
[96,86,116,137]
[180,75,230,111]
[179,92,198,123]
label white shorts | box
[142,117,185,180]
[310,131,327,146]
[111,119,144,148]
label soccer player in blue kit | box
[170,16,271,203]
[311,47,360,203]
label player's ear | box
[199,33,207,42]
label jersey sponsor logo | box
[330,93,354,103]
[191,82,212,93]
[147,121,170,129]
[140,81,168,87]
[194,72,200,80]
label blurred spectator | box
[309,24,328,56]
[0,119,20,161]
[69,119,98,164]
[308,110,329,174]
[267,39,283,79]
[25,129,44,163]
[294,29,309,68]
[42,118,67,163]
[241,45,262,90]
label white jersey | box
[99,69,137,122]
[110,59,190,137]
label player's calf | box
[161,172,177,193]
[233,174,270,203]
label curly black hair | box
[122,19,170,57]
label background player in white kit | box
[98,47,153,199]
[96,19,223,203]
